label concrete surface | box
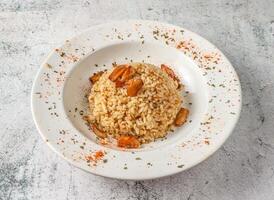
[0,0,274,199]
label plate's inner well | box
[63,41,208,151]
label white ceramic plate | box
[31,20,241,180]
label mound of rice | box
[86,63,182,144]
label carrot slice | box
[161,64,179,82]
[109,65,128,81]
[174,108,189,126]
[89,71,104,84]
[91,124,107,139]
[126,78,143,97]
[117,135,140,148]
[120,66,136,82]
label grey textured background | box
[1,0,274,199]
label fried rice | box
[85,62,184,145]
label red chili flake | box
[95,151,104,160]
[85,150,105,163]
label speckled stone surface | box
[0,0,274,199]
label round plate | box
[31,20,241,180]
